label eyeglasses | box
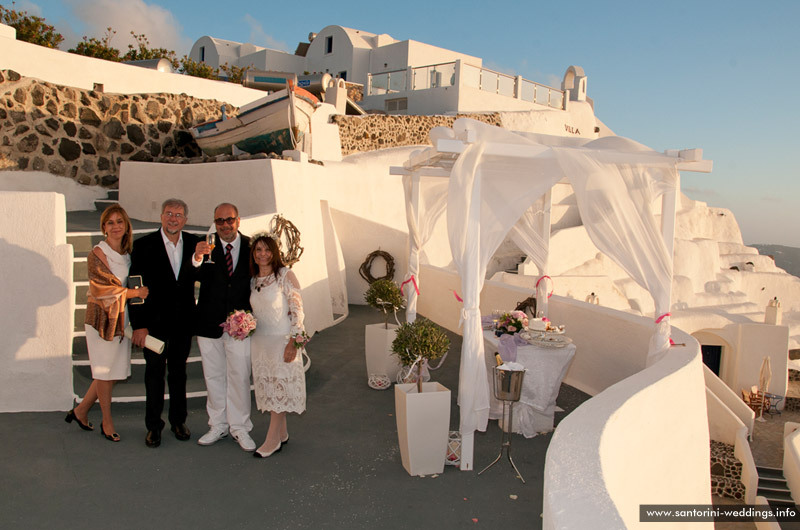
[214,217,238,225]
[163,211,185,219]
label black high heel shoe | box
[65,409,93,431]
[100,422,120,442]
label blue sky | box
[16,0,800,246]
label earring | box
[104,232,108,238]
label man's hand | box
[194,241,211,262]
[132,328,149,349]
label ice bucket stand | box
[478,366,526,483]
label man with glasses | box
[129,198,199,448]
[192,203,255,451]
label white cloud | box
[243,13,289,52]
[64,0,193,55]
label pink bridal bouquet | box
[495,310,529,336]
[221,310,257,340]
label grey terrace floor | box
[0,302,591,530]
[1,208,788,529]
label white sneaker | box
[231,430,256,452]
[197,427,228,446]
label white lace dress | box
[249,267,306,414]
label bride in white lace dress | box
[248,235,307,458]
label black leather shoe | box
[171,423,191,441]
[145,429,161,448]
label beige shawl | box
[85,246,128,341]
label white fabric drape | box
[446,120,562,435]
[551,137,678,360]
[437,118,681,438]
[509,199,549,276]
[402,173,448,322]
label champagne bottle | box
[495,353,504,366]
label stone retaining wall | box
[333,113,502,156]
[710,440,745,500]
[1,69,228,186]
[1,70,505,186]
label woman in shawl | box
[65,204,149,442]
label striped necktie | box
[225,243,233,276]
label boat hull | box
[191,87,318,157]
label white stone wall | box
[0,31,266,107]
[784,425,800,507]
[0,191,74,411]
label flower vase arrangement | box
[220,310,257,340]
[495,310,529,337]
[363,279,406,389]
[391,317,452,476]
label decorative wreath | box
[269,214,304,267]
[359,250,395,284]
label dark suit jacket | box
[195,233,252,338]
[128,229,199,342]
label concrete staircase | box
[756,466,795,507]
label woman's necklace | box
[254,272,273,292]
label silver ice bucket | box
[493,366,525,402]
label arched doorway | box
[692,330,734,381]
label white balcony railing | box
[367,61,565,110]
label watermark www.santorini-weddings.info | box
[639,504,800,523]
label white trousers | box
[197,335,253,433]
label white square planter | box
[395,382,451,476]
[365,323,402,382]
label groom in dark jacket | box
[192,203,255,451]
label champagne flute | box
[205,232,216,264]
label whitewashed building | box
[189,25,570,115]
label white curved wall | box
[544,331,711,529]
[306,26,360,81]
[784,424,800,504]
[0,192,74,411]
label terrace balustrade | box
[367,60,565,110]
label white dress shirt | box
[160,228,183,280]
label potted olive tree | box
[391,318,451,476]
[364,279,405,389]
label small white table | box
[484,331,576,438]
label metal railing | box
[368,69,408,95]
[462,63,564,109]
[367,60,565,110]
[411,62,456,90]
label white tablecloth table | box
[484,331,576,438]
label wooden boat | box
[191,82,320,157]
